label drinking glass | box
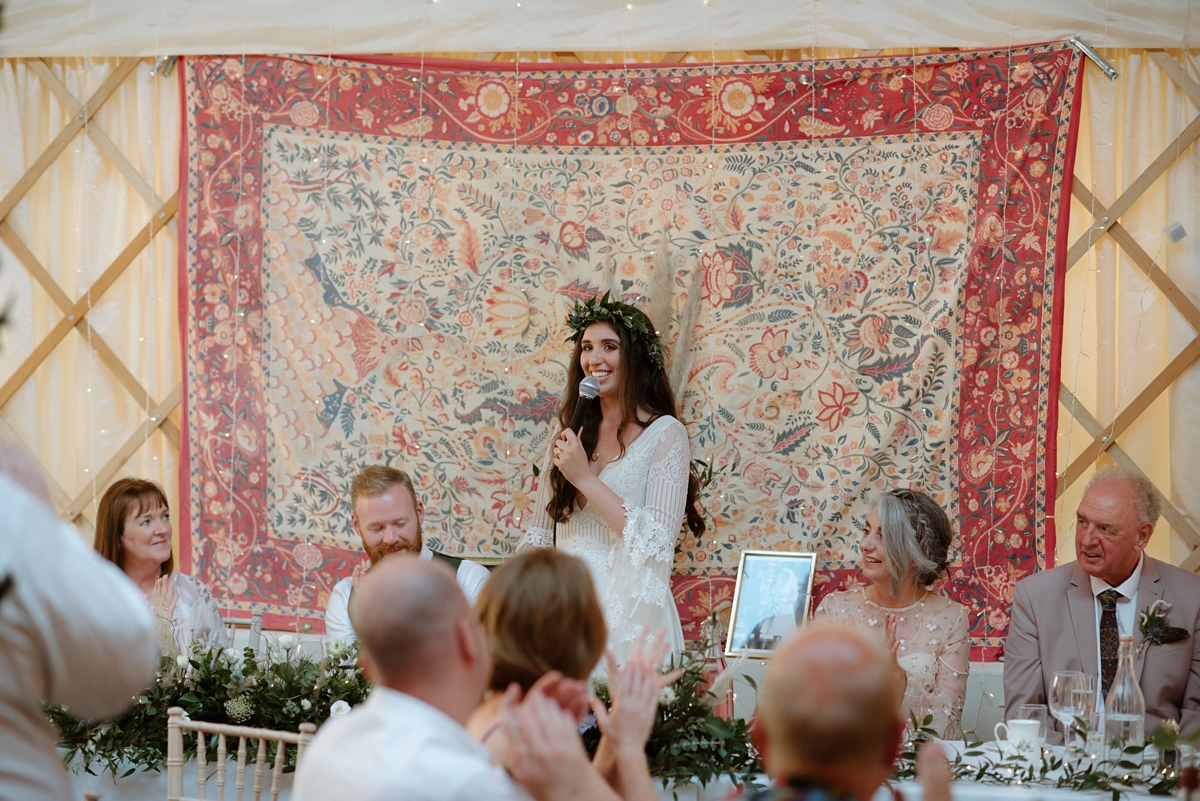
[1049,671,1084,752]
[1070,674,1097,748]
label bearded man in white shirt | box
[325,465,490,643]
[296,557,628,801]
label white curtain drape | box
[0,51,1196,573]
[0,58,179,542]
[1056,51,1200,567]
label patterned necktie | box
[1098,589,1123,697]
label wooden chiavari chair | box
[166,706,317,801]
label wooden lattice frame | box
[0,49,1196,571]
[0,57,180,523]
[1057,50,1200,572]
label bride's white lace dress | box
[519,415,688,664]
[814,588,969,739]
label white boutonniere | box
[1137,599,1190,655]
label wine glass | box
[1070,675,1096,724]
[1049,671,1085,752]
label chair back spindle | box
[196,732,207,798]
[165,707,317,801]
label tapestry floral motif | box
[183,47,1082,654]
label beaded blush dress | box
[519,415,688,665]
[814,588,969,739]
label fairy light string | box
[1058,0,1112,561]
[704,0,721,625]
[223,6,248,617]
[501,2,522,550]
[82,0,98,522]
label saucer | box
[985,741,1044,764]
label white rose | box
[329,700,351,718]
[176,655,189,668]
[278,634,299,651]
[223,648,242,664]
[301,699,312,711]
[659,686,677,706]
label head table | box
[68,742,1168,801]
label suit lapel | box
[1134,557,1162,683]
[1068,565,1099,678]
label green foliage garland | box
[583,646,762,791]
[892,716,1198,798]
[47,642,370,777]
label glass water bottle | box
[1103,635,1145,761]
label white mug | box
[994,719,1043,752]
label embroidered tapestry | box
[181,46,1083,654]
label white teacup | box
[994,719,1043,753]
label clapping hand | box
[883,612,899,654]
[882,612,908,694]
[917,739,952,801]
[529,670,591,721]
[592,626,682,753]
[350,560,369,589]
[503,684,611,801]
[151,575,177,622]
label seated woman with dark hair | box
[814,487,968,739]
[94,478,228,656]
[468,548,675,801]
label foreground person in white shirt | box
[0,444,158,801]
[296,556,629,801]
[325,465,490,643]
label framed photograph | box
[724,550,818,658]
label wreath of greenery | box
[565,291,667,373]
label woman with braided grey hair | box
[814,487,969,739]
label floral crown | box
[564,292,666,372]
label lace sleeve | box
[518,427,559,551]
[602,420,689,661]
[934,602,969,738]
[172,574,230,651]
[811,591,844,622]
[909,600,969,739]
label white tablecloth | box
[883,741,1162,801]
[69,743,1164,801]
[72,763,741,801]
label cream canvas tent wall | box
[0,1,1196,591]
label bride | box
[519,293,705,664]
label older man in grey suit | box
[1004,467,1200,739]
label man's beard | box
[365,526,423,564]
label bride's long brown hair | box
[547,308,705,537]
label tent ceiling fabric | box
[0,0,1194,55]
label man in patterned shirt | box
[741,624,949,801]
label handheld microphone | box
[553,376,601,550]
[569,376,601,432]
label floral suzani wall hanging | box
[181,45,1083,654]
